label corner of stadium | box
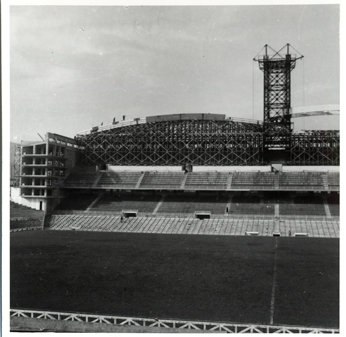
[10,44,339,333]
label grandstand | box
[10,43,339,332]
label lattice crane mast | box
[254,44,303,161]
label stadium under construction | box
[10,44,339,213]
[10,44,339,333]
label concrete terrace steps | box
[60,170,340,192]
[53,190,337,217]
[96,171,142,188]
[185,172,229,188]
[232,172,276,189]
[139,171,184,188]
[64,166,99,187]
[48,215,339,238]
[278,172,324,189]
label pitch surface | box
[11,230,339,328]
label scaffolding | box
[290,131,339,165]
[12,145,21,186]
[76,118,264,166]
[76,118,339,167]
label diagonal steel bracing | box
[76,119,264,166]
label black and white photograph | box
[4,0,341,334]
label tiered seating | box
[96,171,142,188]
[64,166,99,187]
[279,172,323,189]
[327,172,340,190]
[158,194,227,214]
[327,194,339,217]
[54,194,99,211]
[10,202,44,230]
[230,195,273,215]
[91,193,161,213]
[49,214,115,231]
[279,194,325,216]
[185,172,229,189]
[231,172,275,189]
[140,172,184,188]
[48,214,339,237]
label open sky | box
[10,4,340,142]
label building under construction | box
[10,44,339,212]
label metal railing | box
[10,309,339,333]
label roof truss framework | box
[75,121,339,167]
[290,131,339,165]
[76,120,264,166]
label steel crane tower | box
[254,44,303,162]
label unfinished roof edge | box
[146,113,225,123]
[75,114,263,136]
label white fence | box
[10,309,339,333]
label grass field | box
[11,230,339,328]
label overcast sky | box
[10,4,340,142]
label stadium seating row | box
[48,214,339,238]
[63,170,340,191]
[97,171,142,187]
[63,166,100,187]
[53,192,339,217]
